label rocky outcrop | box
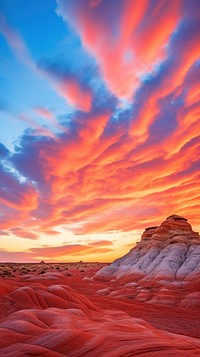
[94,215,200,307]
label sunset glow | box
[0,0,199,262]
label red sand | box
[0,263,200,356]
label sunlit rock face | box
[94,215,200,307]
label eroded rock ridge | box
[94,215,200,308]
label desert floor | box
[0,262,200,356]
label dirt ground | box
[0,262,200,339]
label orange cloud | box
[132,0,181,64]
[29,243,113,259]
[186,84,200,106]
[0,210,28,230]
[0,243,113,262]
[57,0,182,98]
[56,79,92,112]
[164,108,200,157]
[0,186,38,212]
[44,112,111,177]
[175,41,200,88]
[1,1,200,258]
[10,107,199,239]
[30,120,199,236]
[10,228,39,240]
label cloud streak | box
[0,241,113,262]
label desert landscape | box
[1,0,200,355]
[0,215,200,356]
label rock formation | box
[94,215,200,308]
[0,255,200,355]
[1,280,200,356]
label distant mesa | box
[39,260,46,264]
[94,215,200,308]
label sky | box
[0,0,199,263]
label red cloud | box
[88,240,113,246]
[10,228,39,240]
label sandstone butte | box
[0,214,200,356]
[94,215,200,308]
